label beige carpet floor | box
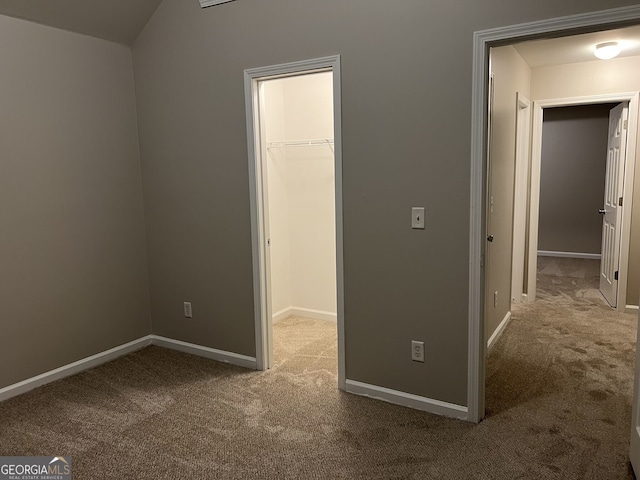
[0,262,637,479]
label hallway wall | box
[486,45,531,343]
[538,104,613,255]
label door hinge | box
[619,197,623,207]
[615,270,619,281]
[624,119,628,130]
[267,239,271,246]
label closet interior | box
[261,72,337,328]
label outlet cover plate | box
[412,340,425,362]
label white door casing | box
[257,81,274,368]
[511,93,530,304]
[600,103,628,307]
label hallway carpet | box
[0,268,637,479]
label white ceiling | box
[0,0,163,45]
[513,25,640,68]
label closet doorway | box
[244,56,345,390]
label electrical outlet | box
[411,340,425,362]
[184,302,192,318]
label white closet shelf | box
[267,139,334,149]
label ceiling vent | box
[199,0,235,7]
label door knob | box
[599,209,606,215]
[487,235,494,242]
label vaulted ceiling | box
[1,2,639,63]
[0,0,163,45]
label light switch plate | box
[411,207,425,229]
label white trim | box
[527,101,544,302]
[151,335,257,369]
[257,80,274,369]
[626,305,640,314]
[619,98,639,314]
[199,0,235,7]
[528,93,638,310]
[272,306,337,323]
[511,94,531,305]
[245,70,267,371]
[487,311,512,351]
[537,250,602,260]
[0,336,153,402]
[244,55,346,391]
[272,307,293,323]
[0,335,259,403]
[469,23,489,426]
[290,307,337,322]
[345,379,468,421]
[470,4,640,424]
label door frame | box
[511,93,531,305]
[244,55,346,390]
[469,5,640,423]
[526,94,638,310]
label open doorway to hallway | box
[484,27,640,356]
[480,24,640,469]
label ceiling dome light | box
[594,41,621,60]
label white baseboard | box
[345,379,468,421]
[626,305,639,314]
[538,250,601,260]
[487,311,512,351]
[0,336,153,402]
[272,306,337,323]
[150,335,257,369]
[272,307,294,323]
[0,335,257,403]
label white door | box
[599,103,628,307]
[630,304,640,473]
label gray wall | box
[486,46,531,343]
[0,15,151,388]
[132,0,638,407]
[538,105,613,254]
